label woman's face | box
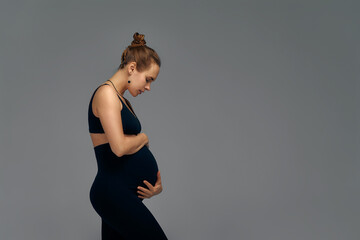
[128,62,159,97]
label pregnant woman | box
[88,32,168,239]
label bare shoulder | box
[93,84,123,116]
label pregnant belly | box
[91,144,159,207]
[90,144,159,213]
[94,144,159,190]
[120,145,159,188]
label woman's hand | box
[137,171,163,199]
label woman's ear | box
[128,62,136,73]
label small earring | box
[128,80,131,83]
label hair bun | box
[131,32,146,47]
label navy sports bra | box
[88,83,141,135]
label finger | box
[137,186,148,191]
[138,191,152,199]
[143,180,154,190]
[138,194,146,199]
[137,188,151,197]
[138,194,152,199]
[137,190,150,198]
[137,186,151,195]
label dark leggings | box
[97,191,168,239]
[102,219,125,240]
[90,143,168,240]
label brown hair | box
[118,32,161,72]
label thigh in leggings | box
[95,184,168,240]
[102,219,125,240]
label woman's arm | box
[95,85,148,157]
[121,133,148,156]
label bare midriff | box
[90,133,109,148]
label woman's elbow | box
[110,143,125,158]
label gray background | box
[1,0,359,239]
